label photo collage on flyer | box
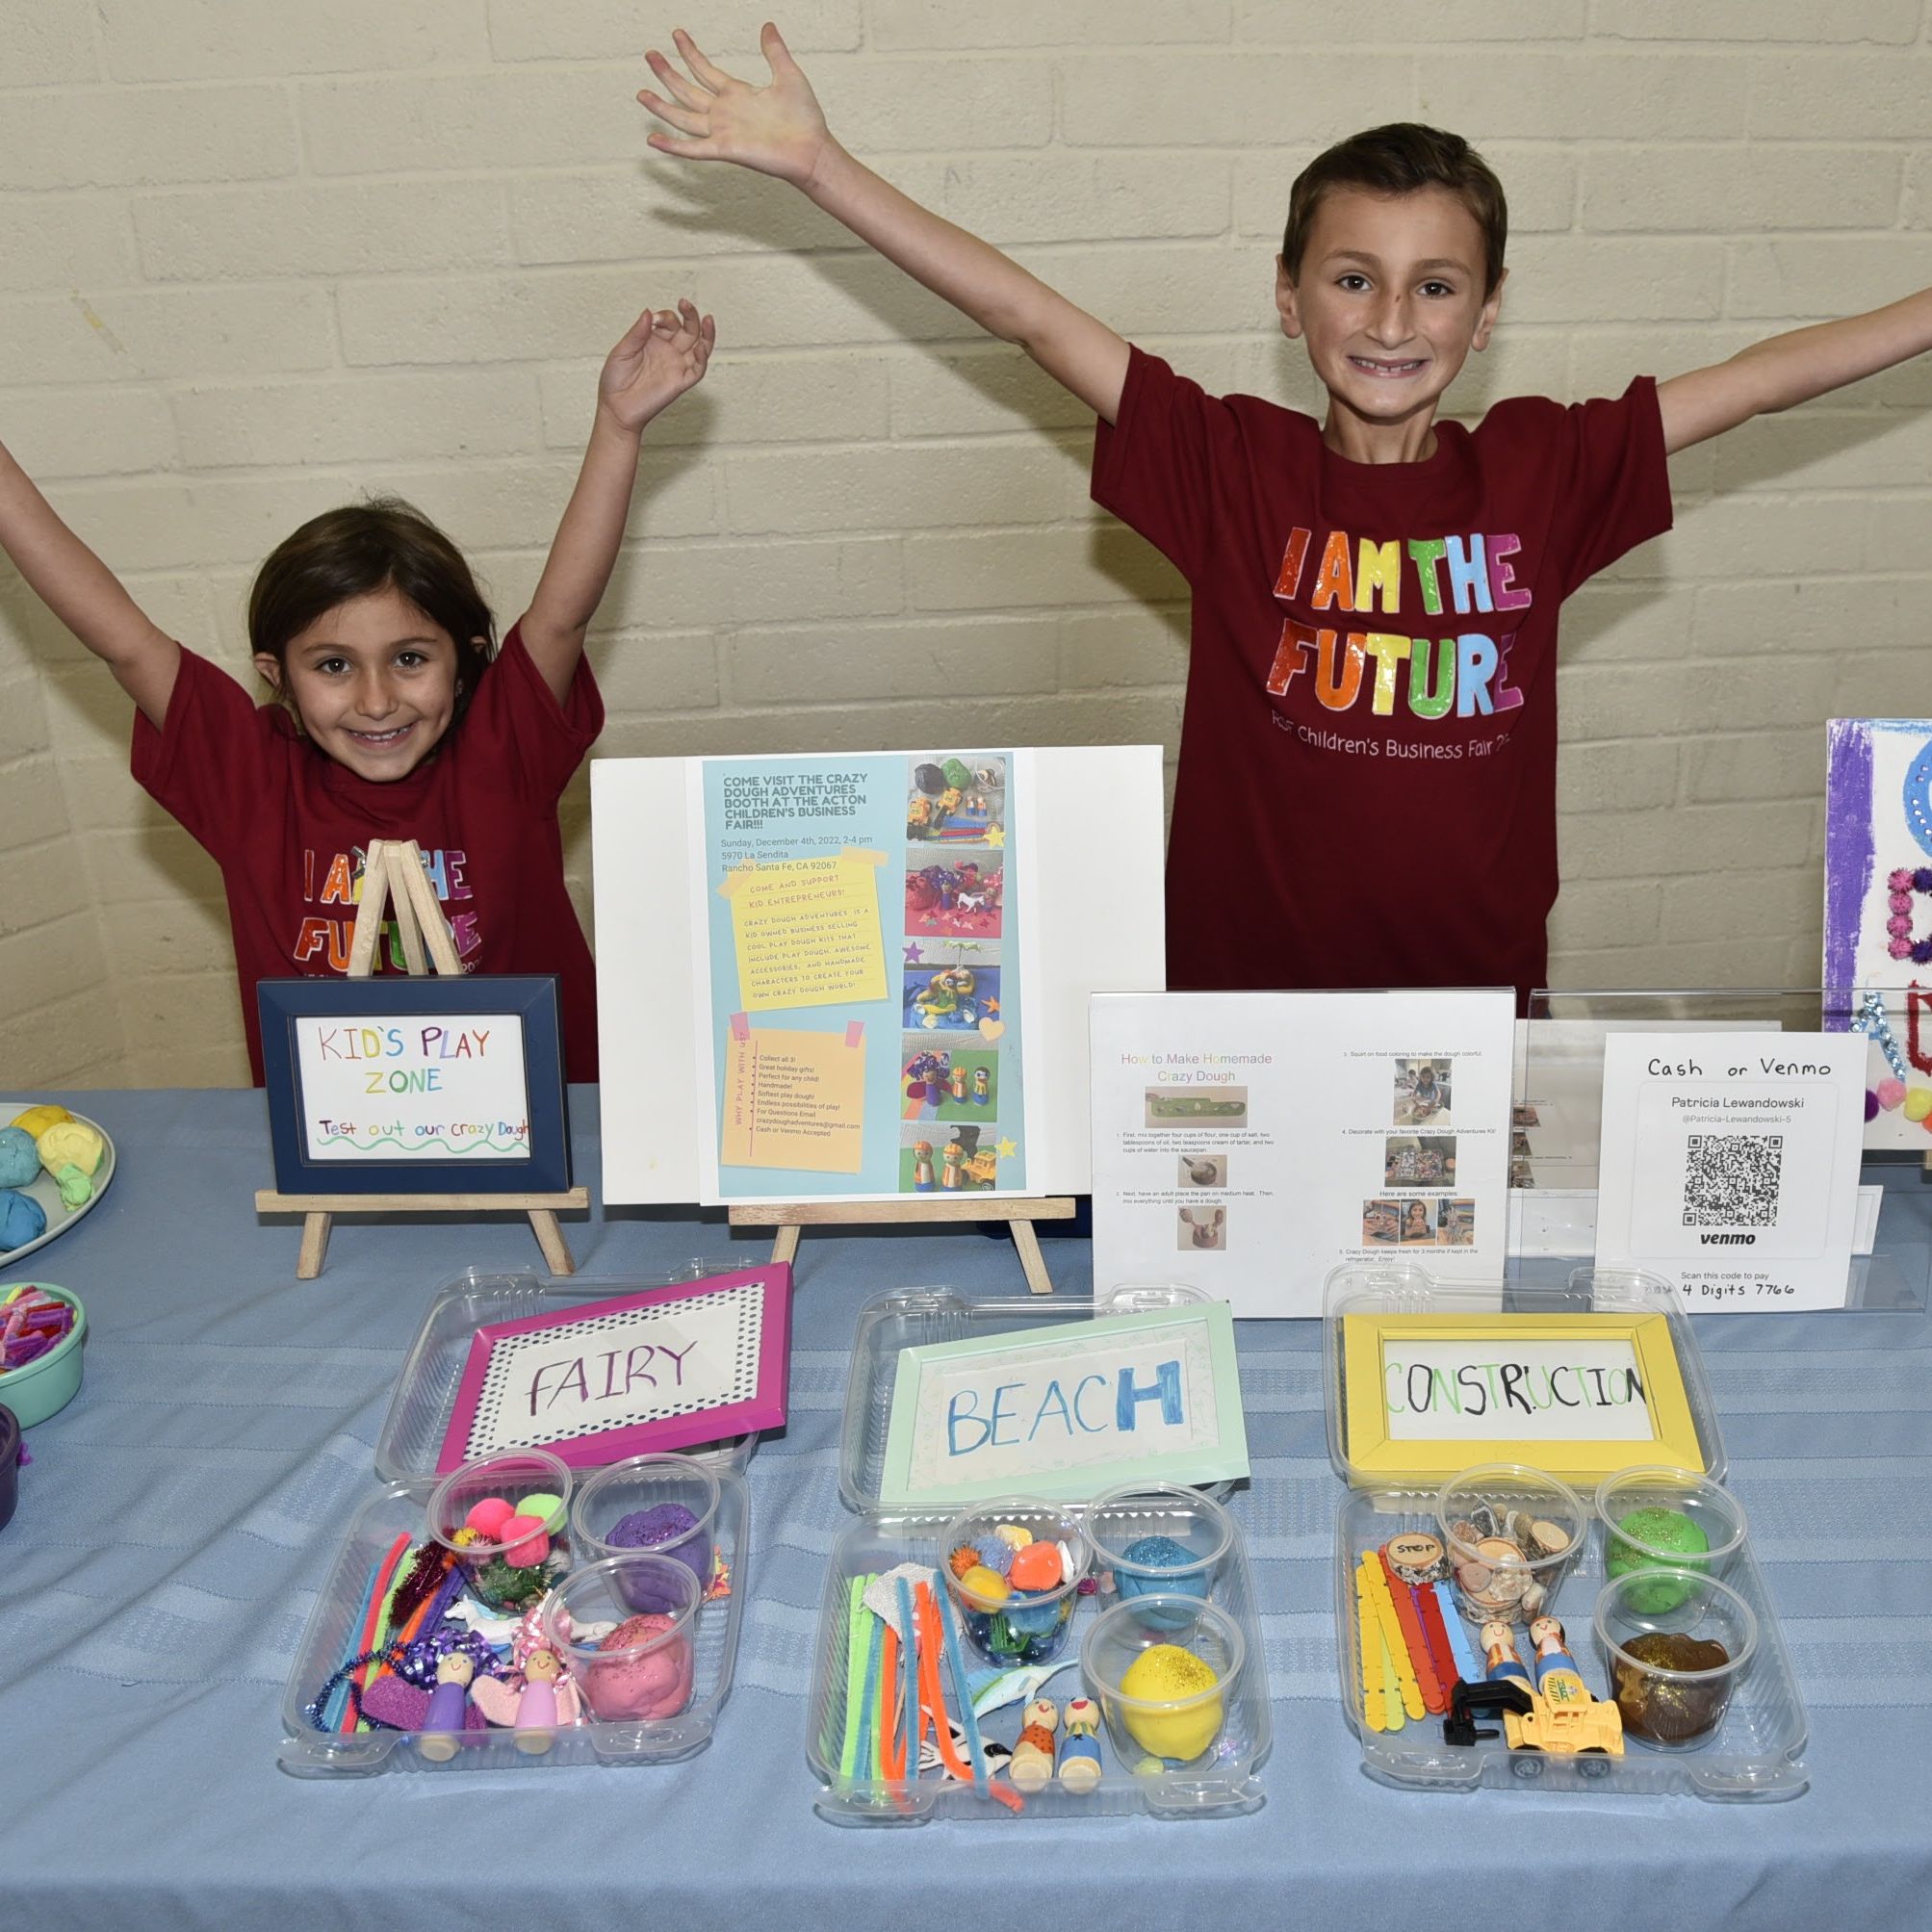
[898,753,1017,1197]
[1358,1057,1479,1251]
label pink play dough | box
[580,1614,694,1721]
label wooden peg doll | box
[1008,1696,1058,1793]
[1059,1696,1102,1793]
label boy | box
[640,24,1932,1002]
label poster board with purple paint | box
[436,1264,791,1472]
[1822,717,1932,1149]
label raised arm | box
[640,22,1130,423]
[1658,288,1932,455]
[518,298,714,704]
[0,437,179,727]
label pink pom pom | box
[1889,915,1913,936]
[502,1512,551,1566]
[465,1496,516,1537]
[1890,939,1915,960]
[1877,1078,1908,1111]
[1891,893,1914,914]
[1890,869,1915,891]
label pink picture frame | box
[436,1263,792,1472]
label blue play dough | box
[0,1189,47,1252]
[0,1127,38,1190]
[1116,1533,1211,1630]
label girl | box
[0,299,714,1085]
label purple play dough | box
[606,1503,710,1612]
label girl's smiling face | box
[255,584,461,782]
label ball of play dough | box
[607,1503,710,1611]
[10,1105,69,1139]
[37,1121,103,1177]
[1117,1643,1224,1762]
[1607,1507,1710,1613]
[1115,1533,1211,1631]
[0,1127,39,1190]
[0,1190,48,1252]
[582,1613,694,1720]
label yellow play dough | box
[12,1104,70,1139]
[1118,1643,1224,1761]
[38,1121,104,1175]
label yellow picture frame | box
[1340,1310,1704,1485]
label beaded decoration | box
[1882,868,1932,966]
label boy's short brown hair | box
[1281,124,1507,296]
[248,499,497,721]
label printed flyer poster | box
[1090,990,1515,1318]
[1594,1032,1865,1311]
[693,751,1031,1202]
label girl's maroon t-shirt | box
[132,624,603,1084]
[1093,347,1672,1002]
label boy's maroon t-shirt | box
[132,623,603,1084]
[1093,347,1672,1001]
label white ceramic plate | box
[0,1102,117,1273]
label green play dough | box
[1607,1506,1710,1613]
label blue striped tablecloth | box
[4,1089,1929,1932]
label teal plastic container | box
[0,1282,87,1427]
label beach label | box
[293,1011,530,1161]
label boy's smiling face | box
[1276,183,1504,461]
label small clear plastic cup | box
[940,1496,1088,1665]
[1594,1465,1747,1613]
[425,1448,572,1611]
[1594,1567,1758,1749]
[570,1455,721,1613]
[1079,1594,1245,1770]
[542,1554,700,1722]
[1084,1481,1234,1630]
[1435,1462,1588,1627]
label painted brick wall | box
[3,2,1929,1085]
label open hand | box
[638,22,831,187]
[598,297,715,431]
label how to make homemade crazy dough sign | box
[438,1265,793,1471]
[879,1303,1249,1507]
[294,1012,528,1161]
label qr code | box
[1681,1133,1783,1227]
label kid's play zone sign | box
[257,976,572,1195]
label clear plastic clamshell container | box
[1333,1484,1807,1802]
[374,1264,760,1482]
[812,1282,1270,1824]
[277,1262,756,1777]
[279,1472,749,1777]
[1324,1261,1804,1801]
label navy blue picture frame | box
[257,976,572,1196]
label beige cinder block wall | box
[3,1,1929,1086]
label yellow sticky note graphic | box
[718,848,888,1013]
[721,1021,866,1173]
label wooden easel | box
[255,837,589,1279]
[729,1195,1078,1294]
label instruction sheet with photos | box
[1089,989,1515,1318]
[1594,1032,1866,1311]
[692,749,1033,1203]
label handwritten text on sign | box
[296,1012,529,1161]
[1381,1337,1655,1443]
[909,1327,1219,1491]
